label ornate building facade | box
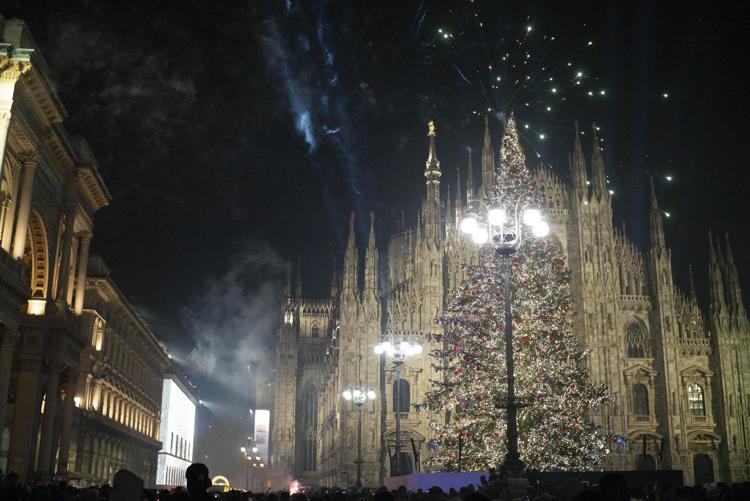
[268,118,750,487]
[70,256,170,486]
[0,16,172,485]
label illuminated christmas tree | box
[422,115,610,472]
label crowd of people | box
[3,464,750,501]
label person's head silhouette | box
[185,463,211,498]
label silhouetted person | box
[111,469,144,501]
[463,492,489,501]
[185,463,212,501]
[1,471,26,501]
[598,472,628,501]
[373,487,393,501]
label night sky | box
[4,0,749,483]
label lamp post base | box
[505,475,530,501]
[500,453,524,476]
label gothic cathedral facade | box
[267,118,750,488]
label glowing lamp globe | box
[252,447,258,453]
[532,221,550,237]
[460,214,478,234]
[352,389,362,399]
[487,207,506,226]
[472,225,489,244]
[374,344,384,355]
[522,208,541,226]
[342,390,353,401]
[366,390,376,400]
[240,446,247,453]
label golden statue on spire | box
[428,120,436,136]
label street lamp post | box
[240,441,260,490]
[343,385,377,488]
[460,197,549,474]
[240,446,248,489]
[374,335,423,477]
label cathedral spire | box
[649,177,666,253]
[425,120,441,198]
[295,256,302,298]
[590,123,607,200]
[364,211,379,295]
[423,121,442,241]
[367,211,376,250]
[688,263,698,303]
[722,232,747,325]
[284,258,292,301]
[708,230,729,326]
[570,121,588,201]
[481,114,495,194]
[329,255,338,299]
[455,165,463,210]
[445,183,453,230]
[343,211,358,297]
[465,148,475,205]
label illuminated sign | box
[156,378,197,486]
[254,409,270,463]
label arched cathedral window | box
[688,384,706,416]
[311,322,319,338]
[626,322,650,358]
[633,384,649,416]
[302,386,318,471]
[393,379,410,414]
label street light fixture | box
[460,196,548,474]
[342,384,377,488]
[374,333,423,477]
[240,438,259,491]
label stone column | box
[56,371,78,476]
[37,361,61,480]
[10,151,39,259]
[104,392,111,418]
[0,181,19,252]
[0,57,30,200]
[0,328,19,431]
[55,195,78,303]
[73,233,92,314]
[92,380,102,411]
[7,356,42,480]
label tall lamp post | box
[374,334,423,477]
[459,198,549,473]
[240,442,261,490]
[342,385,377,488]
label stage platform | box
[384,470,684,499]
[384,472,485,492]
